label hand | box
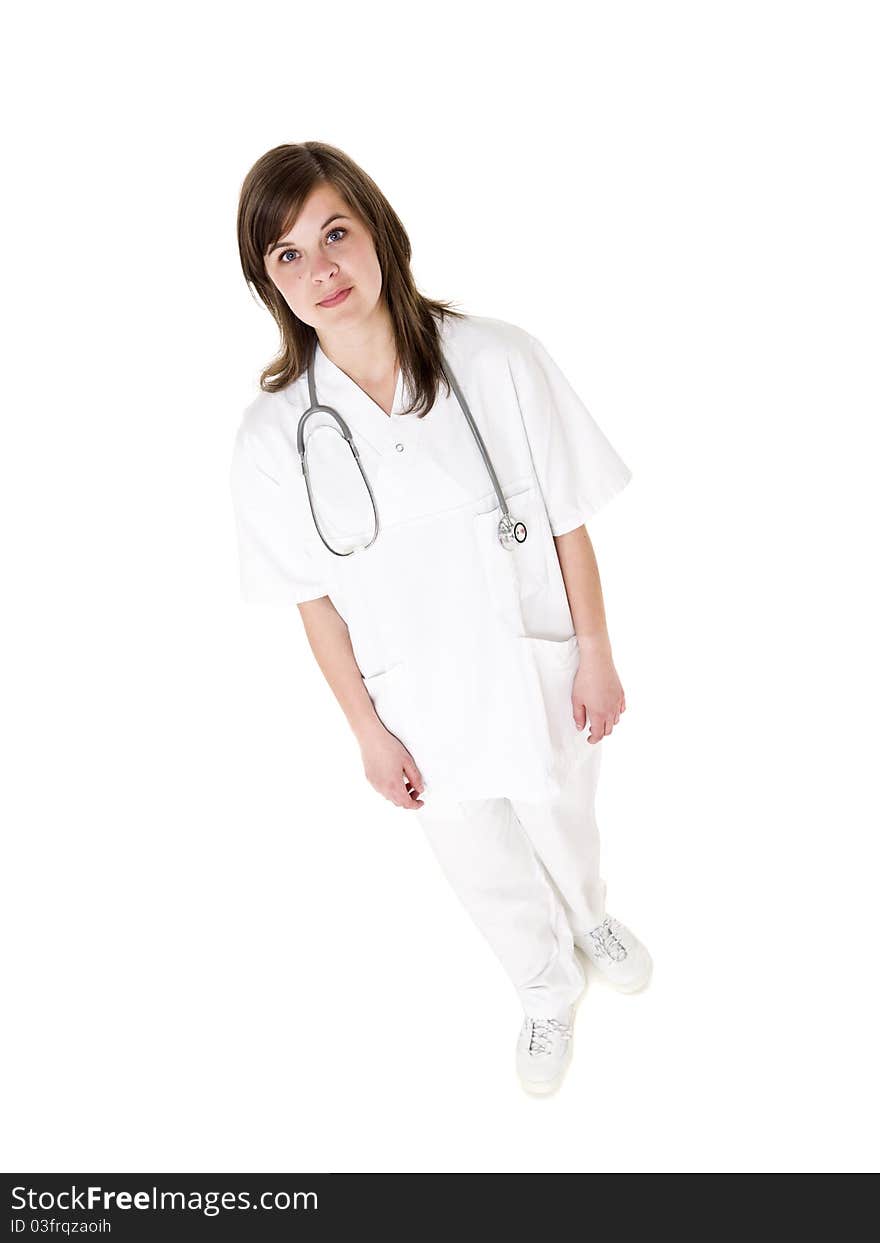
[572,645,626,744]
[359,722,426,809]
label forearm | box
[552,526,612,655]
[297,596,384,742]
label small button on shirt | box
[229,312,632,802]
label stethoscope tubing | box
[439,356,511,527]
[297,342,525,555]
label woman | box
[230,141,652,1095]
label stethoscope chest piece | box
[498,514,528,549]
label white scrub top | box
[229,313,632,802]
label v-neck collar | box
[315,339,405,423]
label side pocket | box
[520,633,580,669]
[362,660,405,695]
[518,633,584,763]
[362,661,409,739]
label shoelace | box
[588,916,629,963]
[524,1017,572,1057]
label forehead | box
[279,188,351,240]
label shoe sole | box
[612,969,652,994]
[516,1041,574,1096]
[576,948,653,994]
[519,1075,565,1096]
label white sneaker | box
[515,1010,574,1095]
[574,914,653,993]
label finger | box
[402,757,425,797]
[400,775,425,805]
[398,773,424,809]
[377,771,412,809]
[389,783,415,809]
[572,699,588,731]
[402,784,424,808]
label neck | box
[317,303,398,387]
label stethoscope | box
[296,341,528,557]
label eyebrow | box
[267,215,350,255]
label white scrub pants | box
[416,744,607,1020]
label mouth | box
[317,286,352,308]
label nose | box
[309,258,338,283]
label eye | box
[277,226,348,264]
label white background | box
[3,0,878,1174]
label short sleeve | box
[511,332,633,535]
[229,421,329,606]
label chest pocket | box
[473,479,551,633]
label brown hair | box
[237,141,467,417]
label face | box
[264,182,384,332]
